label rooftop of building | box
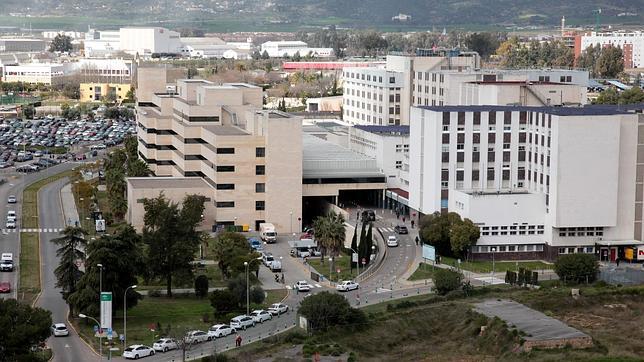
[417,104,641,116]
[127,177,211,189]
[302,134,384,178]
[466,80,575,86]
[203,125,249,136]
[354,125,410,135]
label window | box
[216,166,235,172]
[256,165,265,175]
[255,201,265,210]
[389,77,395,83]
[216,184,235,190]
[256,183,265,193]
[216,201,235,208]
[216,148,234,154]
[395,161,403,169]
[256,147,265,157]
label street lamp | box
[123,285,137,347]
[97,263,103,295]
[244,261,249,315]
[490,247,496,284]
[329,257,333,281]
[79,313,102,360]
[289,211,293,235]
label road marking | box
[314,284,322,288]
[285,286,292,290]
[375,288,392,293]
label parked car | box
[394,225,408,234]
[207,324,235,338]
[293,280,312,292]
[152,338,178,352]
[7,210,16,221]
[250,310,272,323]
[248,237,263,251]
[0,281,11,293]
[7,195,16,204]
[0,258,13,272]
[230,315,255,330]
[184,330,211,344]
[290,248,311,258]
[267,303,289,316]
[5,220,16,229]
[336,280,359,292]
[51,323,69,337]
[122,345,155,359]
[387,235,398,247]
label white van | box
[0,253,13,272]
[259,223,277,243]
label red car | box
[0,282,11,293]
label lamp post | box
[244,261,249,315]
[329,257,333,281]
[490,247,496,284]
[79,313,102,360]
[289,211,293,235]
[123,285,137,347]
[97,263,103,295]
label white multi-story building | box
[342,51,481,126]
[260,41,333,58]
[412,69,589,107]
[409,105,643,261]
[84,29,121,57]
[3,63,67,84]
[84,27,182,57]
[67,58,135,83]
[0,38,47,53]
[580,31,644,68]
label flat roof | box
[302,134,384,178]
[127,177,211,189]
[354,125,409,135]
[203,125,249,136]
[417,105,635,116]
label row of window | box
[343,71,397,84]
[214,183,266,193]
[415,72,444,83]
[558,247,595,254]
[215,147,266,157]
[216,201,265,211]
[471,244,545,253]
[481,230,545,236]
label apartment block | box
[342,50,481,126]
[409,105,642,261]
[131,67,302,233]
[580,31,644,68]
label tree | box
[22,105,35,119]
[419,212,480,258]
[123,88,135,103]
[449,218,480,258]
[251,50,261,60]
[350,225,358,271]
[210,289,238,315]
[0,299,52,359]
[358,220,368,263]
[142,194,205,296]
[554,254,599,284]
[127,158,151,177]
[365,221,373,264]
[194,275,209,298]
[618,87,644,104]
[298,291,366,333]
[596,45,624,78]
[466,32,500,59]
[261,50,270,60]
[593,88,620,105]
[62,82,80,99]
[49,34,73,53]
[211,232,259,279]
[51,226,88,302]
[313,211,346,264]
[68,225,143,317]
[227,274,264,310]
[433,269,463,295]
[292,51,301,62]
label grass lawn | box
[408,262,437,281]
[441,256,553,274]
[18,232,40,304]
[306,253,359,282]
[75,289,288,354]
[18,168,78,304]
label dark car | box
[394,225,409,234]
[361,210,376,222]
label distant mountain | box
[2,0,643,30]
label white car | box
[387,235,399,247]
[7,210,16,222]
[7,195,16,204]
[122,345,155,359]
[336,280,359,292]
[250,310,272,323]
[50,323,69,337]
[267,303,289,316]
[207,324,235,338]
[294,280,312,292]
[184,330,211,344]
[230,315,255,330]
[152,338,178,352]
[5,220,15,229]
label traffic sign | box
[93,325,99,333]
[336,268,341,273]
[119,334,125,342]
[361,258,366,265]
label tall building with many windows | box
[409,105,643,261]
[130,67,302,232]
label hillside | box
[1,0,643,30]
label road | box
[0,162,78,300]
[38,177,99,362]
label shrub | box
[194,275,209,298]
[298,291,367,333]
[433,268,463,295]
[554,254,599,284]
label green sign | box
[101,292,112,301]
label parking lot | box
[0,115,136,171]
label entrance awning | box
[386,188,409,206]
[596,240,644,246]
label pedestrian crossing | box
[380,227,395,233]
[285,283,323,290]
[1,228,65,234]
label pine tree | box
[350,225,358,271]
[365,222,373,265]
[358,220,367,262]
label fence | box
[598,266,644,286]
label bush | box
[433,268,463,295]
[194,275,209,298]
[298,291,367,333]
[554,254,599,284]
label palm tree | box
[312,212,346,265]
[51,226,88,302]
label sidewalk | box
[60,183,80,227]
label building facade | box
[260,41,333,58]
[80,83,132,102]
[133,67,302,233]
[0,38,47,53]
[580,31,644,68]
[3,63,66,84]
[409,105,642,261]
